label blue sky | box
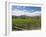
[12,5,41,13]
[12,5,41,16]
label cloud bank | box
[12,10,41,16]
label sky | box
[12,5,41,16]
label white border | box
[7,2,44,35]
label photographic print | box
[10,3,41,31]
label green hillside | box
[12,16,41,31]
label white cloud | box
[12,10,41,16]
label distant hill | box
[12,15,41,19]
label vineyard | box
[12,16,41,31]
